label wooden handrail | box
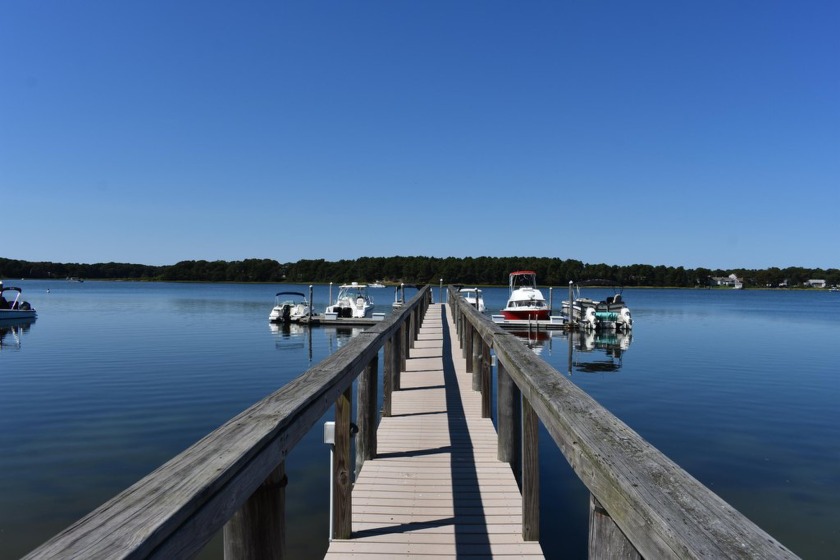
[448,286,799,559]
[24,287,431,559]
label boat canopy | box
[509,271,539,289]
[275,291,307,299]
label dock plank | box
[324,304,544,559]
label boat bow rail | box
[448,285,798,560]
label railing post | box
[497,360,521,485]
[392,328,402,390]
[383,336,393,417]
[408,305,420,348]
[471,328,481,392]
[402,318,411,364]
[333,386,352,539]
[464,323,473,371]
[588,495,642,559]
[415,303,422,339]
[223,462,286,559]
[356,353,378,477]
[481,339,491,418]
[462,317,470,360]
[522,397,539,541]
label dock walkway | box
[325,303,544,559]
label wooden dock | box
[325,303,545,559]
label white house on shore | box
[806,279,826,288]
[712,274,743,289]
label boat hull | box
[0,309,37,320]
[500,308,551,321]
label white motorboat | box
[500,271,550,321]
[269,291,311,323]
[562,283,632,331]
[561,298,599,330]
[368,281,386,289]
[0,283,37,320]
[326,282,374,318]
[458,287,486,313]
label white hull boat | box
[269,291,311,323]
[501,271,550,321]
[562,284,632,331]
[0,284,37,320]
[326,282,374,318]
[458,288,486,313]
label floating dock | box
[292,312,388,327]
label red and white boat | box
[500,271,550,321]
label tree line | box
[1,256,837,288]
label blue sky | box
[2,1,838,270]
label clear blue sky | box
[2,1,838,270]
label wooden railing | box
[448,286,800,559]
[24,287,431,560]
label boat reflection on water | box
[570,330,632,374]
[510,329,553,355]
[507,328,632,373]
[0,318,36,350]
[269,321,310,358]
[325,325,366,352]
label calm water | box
[1,281,838,558]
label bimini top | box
[509,271,539,290]
[275,291,307,299]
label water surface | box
[1,281,837,558]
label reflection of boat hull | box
[0,317,36,348]
[510,328,552,355]
[570,330,632,373]
[510,330,552,342]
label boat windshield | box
[511,299,546,308]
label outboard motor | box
[617,308,632,331]
[581,307,597,330]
